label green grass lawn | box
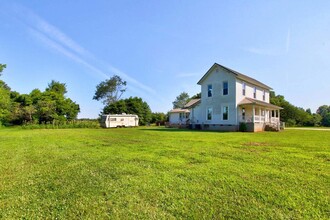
[0,127,329,219]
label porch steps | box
[265,123,280,131]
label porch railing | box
[239,116,279,124]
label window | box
[242,108,246,120]
[242,83,246,96]
[223,81,228,95]
[253,87,257,99]
[207,84,212,97]
[223,106,229,120]
[207,107,212,120]
[110,118,116,121]
[263,90,266,101]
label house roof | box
[197,63,272,90]
[238,97,283,110]
[184,98,201,109]
[169,108,190,113]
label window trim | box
[223,81,228,96]
[223,106,229,120]
[242,82,246,96]
[207,107,213,121]
[207,84,213,97]
[263,90,266,101]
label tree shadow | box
[140,127,228,133]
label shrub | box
[239,122,247,132]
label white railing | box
[239,116,279,124]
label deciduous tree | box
[172,92,190,109]
[93,75,126,106]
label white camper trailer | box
[100,113,139,128]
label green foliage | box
[0,128,328,219]
[151,112,167,124]
[317,105,330,127]
[239,122,247,132]
[0,63,6,75]
[93,75,127,106]
[191,92,201,99]
[46,80,68,95]
[172,91,190,109]
[103,97,152,125]
[270,92,318,126]
[21,119,100,129]
[0,86,11,125]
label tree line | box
[0,64,80,126]
[0,64,166,127]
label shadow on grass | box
[140,127,229,133]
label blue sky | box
[1,1,329,118]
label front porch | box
[238,98,283,132]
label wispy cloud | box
[10,2,155,95]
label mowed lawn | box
[0,128,329,219]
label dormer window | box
[253,87,257,99]
[207,84,212,97]
[242,82,246,96]
[223,81,228,95]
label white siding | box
[169,113,181,124]
[198,67,237,125]
[236,79,270,103]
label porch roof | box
[169,108,190,113]
[184,98,201,109]
[238,98,283,110]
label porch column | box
[259,107,261,123]
[278,109,280,121]
[252,105,255,123]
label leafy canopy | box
[172,92,190,109]
[93,75,126,106]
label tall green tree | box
[316,105,330,126]
[0,64,11,125]
[0,64,6,76]
[93,75,126,106]
[172,92,190,109]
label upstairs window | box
[223,106,229,120]
[263,90,266,101]
[242,83,246,96]
[207,84,212,97]
[253,87,257,99]
[207,107,212,120]
[223,81,228,95]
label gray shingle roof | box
[197,63,272,90]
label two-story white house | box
[186,63,282,132]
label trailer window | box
[110,118,116,121]
[121,119,124,121]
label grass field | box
[0,127,329,219]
